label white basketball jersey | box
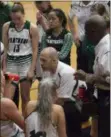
[8,21,32,56]
[26,112,58,137]
[0,42,4,56]
[0,42,4,65]
[1,120,24,137]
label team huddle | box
[0,1,110,137]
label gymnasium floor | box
[18,1,77,105]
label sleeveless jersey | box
[1,120,24,137]
[0,42,4,57]
[25,112,58,137]
[0,42,4,67]
[8,21,32,56]
[45,29,71,64]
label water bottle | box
[78,84,88,102]
[5,73,20,81]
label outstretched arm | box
[4,98,25,130]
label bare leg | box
[90,117,98,137]
[13,85,19,108]
[20,80,32,116]
[3,82,16,99]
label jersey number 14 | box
[13,44,20,52]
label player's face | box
[40,54,52,71]
[85,24,98,45]
[48,12,62,29]
[11,12,24,25]
[35,2,50,13]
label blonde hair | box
[36,77,57,128]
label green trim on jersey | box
[9,20,30,30]
[7,54,32,64]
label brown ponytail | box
[11,2,25,14]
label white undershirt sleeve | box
[100,51,110,77]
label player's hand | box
[74,70,86,81]
[36,11,43,23]
[27,70,34,80]
[74,34,80,47]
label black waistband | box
[7,54,32,58]
[1,51,4,55]
[64,100,75,104]
[98,88,110,93]
[98,88,110,96]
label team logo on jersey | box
[48,36,51,39]
[47,39,63,44]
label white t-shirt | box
[42,61,86,101]
[93,34,110,90]
[69,1,109,40]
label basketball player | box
[41,9,73,65]
[0,1,20,108]
[1,41,20,108]
[2,2,39,116]
[40,47,87,137]
[25,78,67,137]
[1,71,25,137]
[35,1,53,42]
[35,1,53,80]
